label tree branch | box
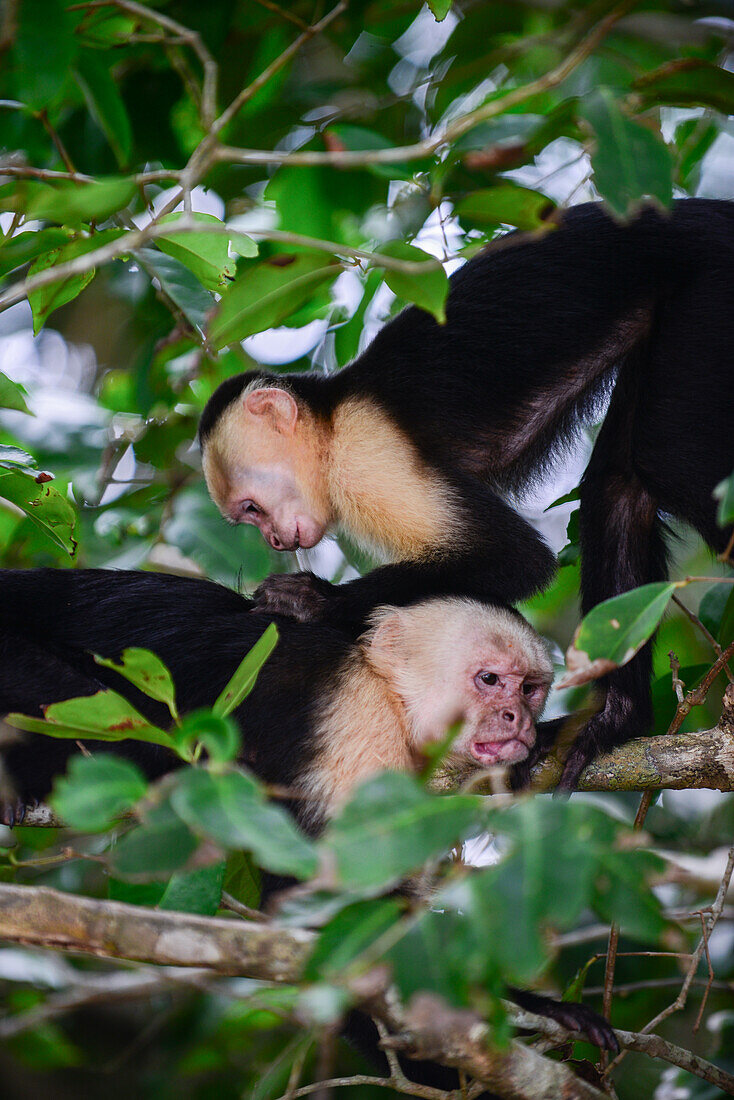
[0,884,311,980]
[213,1,633,171]
[434,720,734,795]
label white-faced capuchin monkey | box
[0,567,618,1064]
[199,199,734,790]
[0,568,554,831]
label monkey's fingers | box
[555,741,595,794]
[510,989,619,1052]
[252,571,331,623]
[0,795,33,828]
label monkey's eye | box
[242,501,261,518]
[522,682,538,696]
[476,671,498,687]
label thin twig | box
[220,891,267,922]
[672,594,734,684]
[607,842,734,1074]
[210,2,346,139]
[71,0,218,127]
[600,789,653,1068]
[214,1,634,171]
[273,1076,452,1100]
[666,639,734,738]
[0,219,440,316]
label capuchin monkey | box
[0,568,554,831]
[199,199,734,790]
[0,568,619,1064]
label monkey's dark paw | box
[545,1001,619,1053]
[511,990,619,1053]
[252,572,332,623]
[0,795,33,828]
[555,742,595,795]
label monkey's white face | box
[223,464,326,552]
[364,598,553,768]
[202,386,331,552]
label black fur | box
[0,568,347,831]
[201,199,734,785]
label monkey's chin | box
[471,739,530,765]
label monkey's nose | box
[502,709,517,726]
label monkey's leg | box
[559,365,669,790]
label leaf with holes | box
[0,469,76,554]
[7,690,174,749]
[209,253,339,348]
[95,647,178,720]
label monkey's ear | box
[244,388,298,434]
[362,607,406,680]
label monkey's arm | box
[254,478,557,632]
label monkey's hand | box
[251,572,333,623]
[509,988,619,1052]
[0,793,34,828]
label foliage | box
[0,2,733,1099]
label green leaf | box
[388,907,476,1006]
[560,582,679,687]
[304,898,403,981]
[173,709,241,765]
[634,60,734,117]
[544,488,580,511]
[713,470,734,527]
[28,230,126,335]
[0,469,77,555]
[136,247,215,331]
[426,0,452,19]
[0,228,70,278]
[51,754,148,832]
[0,372,31,414]
[158,861,226,915]
[209,253,339,349]
[583,88,673,218]
[592,850,666,942]
[95,647,179,720]
[15,0,76,109]
[213,623,278,717]
[0,445,37,470]
[378,242,448,324]
[333,268,382,367]
[73,50,133,166]
[6,690,174,749]
[170,768,319,879]
[699,584,733,639]
[1,180,138,227]
[321,773,482,890]
[156,213,257,292]
[223,850,261,911]
[111,802,198,878]
[489,799,598,929]
[455,183,555,231]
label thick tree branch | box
[0,884,606,1100]
[433,722,734,795]
[0,884,311,980]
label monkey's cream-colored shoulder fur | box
[328,398,461,562]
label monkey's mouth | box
[471,738,529,765]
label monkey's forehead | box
[399,597,553,675]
